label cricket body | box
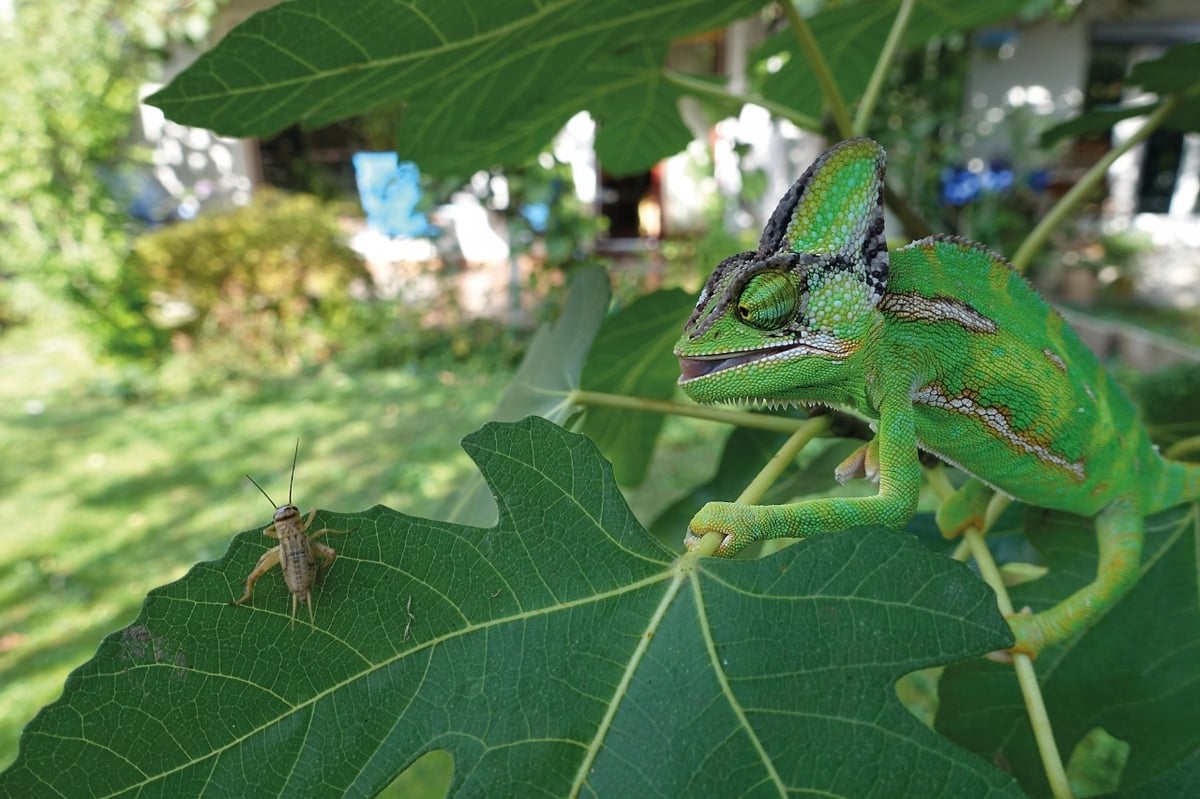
[674,138,1200,657]
[232,442,345,626]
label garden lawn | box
[0,338,513,779]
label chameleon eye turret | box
[674,137,1200,658]
[736,271,800,331]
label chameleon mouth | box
[677,343,798,383]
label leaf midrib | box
[89,570,675,797]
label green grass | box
[0,326,514,780]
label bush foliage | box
[114,190,370,371]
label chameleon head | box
[674,138,889,405]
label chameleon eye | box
[736,271,799,330]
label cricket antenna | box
[288,439,300,505]
[246,473,277,508]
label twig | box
[570,389,810,433]
[1011,95,1178,273]
[781,0,854,137]
[964,532,1073,799]
[854,0,916,134]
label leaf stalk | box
[854,0,916,134]
[963,531,1073,799]
[1011,94,1179,273]
[661,69,822,132]
[570,389,810,433]
[782,0,854,136]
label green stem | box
[853,0,916,134]
[925,465,956,502]
[737,416,831,504]
[1164,433,1200,461]
[929,468,1068,795]
[1011,95,1179,273]
[661,69,822,132]
[964,531,1074,799]
[781,0,854,137]
[708,416,831,557]
[570,389,808,433]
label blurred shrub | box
[340,315,528,375]
[0,0,218,331]
[83,188,541,399]
[105,190,370,375]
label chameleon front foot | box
[683,529,735,555]
[684,501,767,557]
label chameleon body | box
[674,138,1200,656]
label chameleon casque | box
[674,137,1200,657]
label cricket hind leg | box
[1007,497,1143,657]
[301,507,355,548]
[231,545,282,607]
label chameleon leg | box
[935,478,994,539]
[231,545,281,607]
[1007,498,1143,656]
[687,395,922,556]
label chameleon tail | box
[1014,454,1198,656]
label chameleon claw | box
[684,529,734,557]
[835,440,881,485]
[989,606,1040,662]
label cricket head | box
[674,138,889,405]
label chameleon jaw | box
[677,341,839,384]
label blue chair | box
[352,152,435,238]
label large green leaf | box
[579,288,695,486]
[1105,749,1200,798]
[148,0,767,175]
[2,418,1023,797]
[755,0,1027,123]
[1040,104,1159,147]
[1127,41,1200,97]
[936,504,1200,797]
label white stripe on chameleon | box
[1043,348,1068,372]
[878,292,997,333]
[913,383,1086,482]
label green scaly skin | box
[674,138,1200,657]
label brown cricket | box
[231,442,348,626]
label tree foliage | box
[0,0,216,320]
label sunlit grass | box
[0,327,514,775]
